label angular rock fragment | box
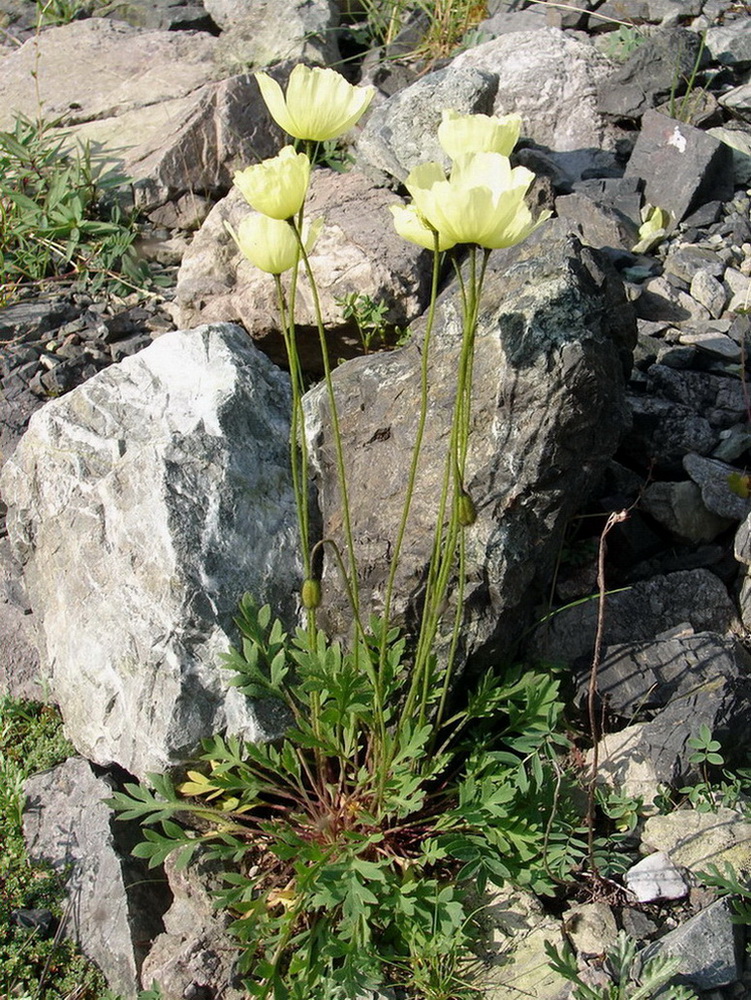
[625,110,734,224]
[23,756,171,997]
[1,324,300,778]
[174,173,432,373]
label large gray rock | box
[304,221,635,665]
[639,898,743,991]
[0,19,218,130]
[1,324,300,778]
[0,19,282,211]
[597,28,705,120]
[450,28,618,183]
[174,170,432,373]
[205,0,340,71]
[625,110,734,224]
[531,568,738,666]
[23,756,171,997]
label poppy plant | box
[233,146,311,220]
[226,214,322,274]
[255,64,375,143]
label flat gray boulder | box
[0,19,282,211]
[450,28,618,183]
[1,324,300,778]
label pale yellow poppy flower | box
[225,214,323,274]
[233,147,311,220]
[389,203,455,251]
[255,64,375,142]
[438,109,523,159]
[405,152,550,250]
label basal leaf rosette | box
[233,146,311,220]
[225,214,323,274]
[255,64,375,142]
[402,152,551,250]
[438,109,523,159]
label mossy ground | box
[0,696,110,1000]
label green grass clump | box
[0,114,152,305]
[0,696,110,1000]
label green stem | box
[378,232,442,671]
[403,246,489,729]
[291,222,362,635]
[274,274,310,583]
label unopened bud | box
[301,578,322,609]
[457,490,477,527]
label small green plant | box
[336,291,408,353]
[545,929,699,1000]
[678,724,726,811]
[110,600,584,999]
[602,24,646,62]
[697,861,751,926]
[35,0,106,27]
[342,0,488,61]
[668,31,707,123]
[0,114,152,300]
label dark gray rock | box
[23,756,171,996]
[625,110,734,225]
[664,246,726,284]
[622,394,719,473]
[706,20,751,68]
[639,898,743,990]
[636,276,711,324]
[582,630,751,719]
[554,192,639,252]
[641,479,733,544]
[531,568,738,666]
[597,28,705,120]
[1,324,300,779]
[646,366,748,430]
[305,221,635,666]
[683,452,751,520]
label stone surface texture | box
[304,221,635,665]
[625,109,735,224]
[140,851,245,1000]
[23,756,170,996]
[207,0,340,72]
[1,324,300,778]
[0,20,287,211]
[639,898,742,990]
[451,28,618,182]
[597,28,705,119]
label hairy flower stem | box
[377,233,442,675]
[404,247,489,731]
[292,223,362,638]
[273,273,311,586]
